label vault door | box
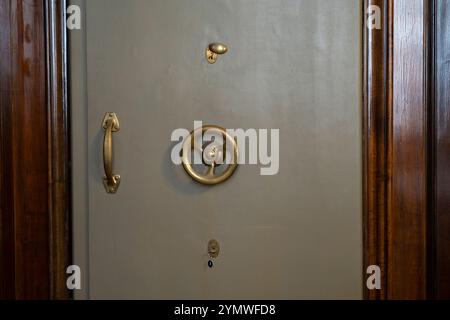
[70,0,363,299]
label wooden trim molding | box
[0,0,70,299]
[45,0,71,300]
[363,0,430,300]
[363,0,390,300]
[430,0,450,300]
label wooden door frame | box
[363,0,450,300]
[0,0,70,299]
[429,0,450,300]
[0,0,447,299]
[363,0,430,300]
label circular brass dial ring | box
[182,125,239,185]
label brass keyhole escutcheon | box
[206,43,228,64]
[208,239,220,259]
[181,125,239,185]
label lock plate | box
[208,239,220,259]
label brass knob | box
[209,43,228,55]
[206,43,228,64]
[181,125,238,185]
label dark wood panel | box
[0,0,50,299]
[0,0,16,300]
[364,0,429,300]
[389,0,428,300]
[431,0,450,300]
[0,0,70,299]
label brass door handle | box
[181,125,238,185]
[102,113,121,193]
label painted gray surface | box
[71,0,363,299]
[69,0,89,300]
